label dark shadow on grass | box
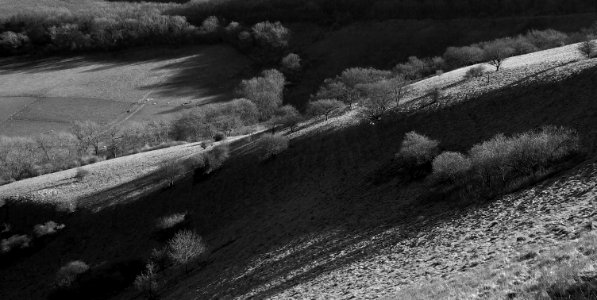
[0,45,254,104]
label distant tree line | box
[172,0,597,25]
[0,8,290,65]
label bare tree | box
[271,105,302,132]
[306,99,346,121]
[167,230,207,273]
[70,121,104,155]
[356,77,410,121]
[578,39,596,59]
[483,42,515,71]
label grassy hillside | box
[0,45,252,136]
[1,42,596,299]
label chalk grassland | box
[0,45,252,136]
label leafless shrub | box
[578,39,596,59]
[1,234,32,254]
[74,168,89,181]
[464,65,486,80]
[33,221,65,238]
[482,41,515,71]
[397,131,440,165]
[156,213,187,230]
[432,152,472,182]
[55,260,89,288]
[167,230,207,272]
[134,262,160,300]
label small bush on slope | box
[464,65,486,80]
[258,134,289,161]
[156,213,187,230]
[74,168,89,181]
[55,260,89,288]
[134,262,160,300]
[167,230,207,272]
[0,234,31,254]
[33,221,65,238]
[370,131,440,184]
[397,132,440,166]
[431,152,472,182]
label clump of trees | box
[0,7,291,63]
[394,56,445,80]
[238,69,286,120]
[428,126,581,203]
[171,99,259,141]
[312,67,392,109]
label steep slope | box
[1,43,596,300]
[156,52,597,298]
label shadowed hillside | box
[1,58,595,299]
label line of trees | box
[393,26,596,80]
[0,8,290,65]
[0,120,172,184]
[172,0,597,25]
[308,24,597,122]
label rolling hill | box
[1,41,596,299]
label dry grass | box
[392,232,597,300]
